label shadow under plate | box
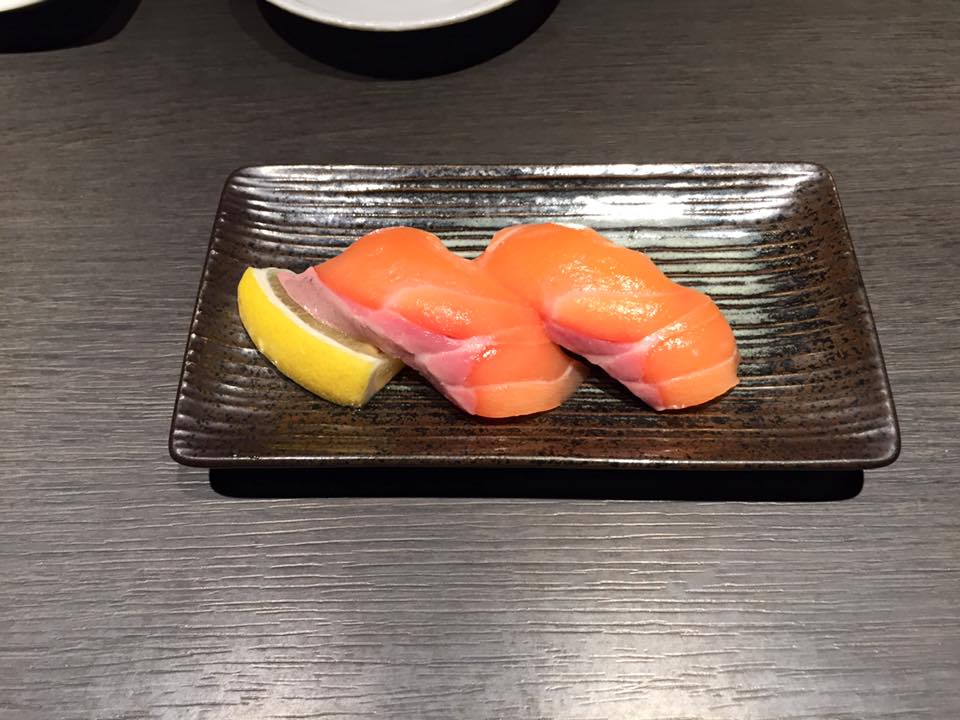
[210,467,865,502]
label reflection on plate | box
[263,0,518,31]
[170,164,900,470]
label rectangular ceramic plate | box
[170,164,899,469]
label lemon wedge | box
[237,267,404,407]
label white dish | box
[263,0,519,31]
[0,0,46,11]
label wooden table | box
[2,0,957,716]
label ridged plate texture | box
[170,164,900,469]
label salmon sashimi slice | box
[278,226,587,418]
[475,223,739,410]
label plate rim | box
[0,0,46,12]
[169,446,901,471]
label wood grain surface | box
[1,0,957,717]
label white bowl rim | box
[262,0,519,32]
[0,0,47,12]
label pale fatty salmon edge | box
[250,268,383,366]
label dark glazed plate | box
[170,164,899,469]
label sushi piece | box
[475,223,739,410]
[277,226,587,418]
